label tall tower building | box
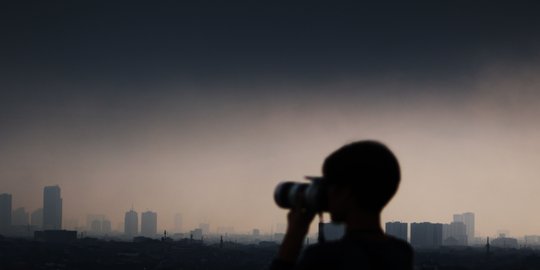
[31,208,43,229]
[199,223,210,235]
[12,207,29,226]
[0,193,12,233]
[141,211,157,237]
[91,219,102,233]
[321,222,345,241]
[462,212,475,241]
[385,221,408,242]
[43,186,63,230]
[453,212,475,244]
[124,209,138,237]
[101,219,112,234]
[86,216,111,235]
[442,221,467,246]
[410,222,443,249]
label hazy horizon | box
[1,1,540,238]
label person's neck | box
[345,210,382,233]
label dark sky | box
[2,1,539,131]
[1,1,540,235]
[2,1,539,85]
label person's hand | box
[277,208,317,263]
[286,207,316,236]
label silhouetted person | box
[270,141,413,270]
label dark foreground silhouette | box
[271,141,413,269]
[0,236,277,270]
[2,236,540,270]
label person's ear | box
[332,186,354,206]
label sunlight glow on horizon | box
[1,64,540,237]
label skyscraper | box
[454,212,475,244]
[410,222,443,249]
[199,223,210,235]
[462,213,475,241]
[12,207,29,226]
[87,214,108,235]
[141,211,157,237]
[101,219,112,234]
[43,186,62,230]
[31,208,43,229]
[0,193,12,233]
[385,221,408,242]
[87,214,106,229]
[321,222,345,241]
[91,220,102,233]
[124,209,138,237]
[442,221,467,246]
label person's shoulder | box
[304,235,411,253]
[303,241,345,257]
[378,235,414,267]
[297,241,351,269]
[300,236,412,270]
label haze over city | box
[1,1,540,238]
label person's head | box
[322,140,400,222]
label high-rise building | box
[321,222,345,241]
[453,212,475,243]
[524,235,540,246]
[12,207,29,226]
[101,219,112,234]
[491,234,519,248]
[91,219,102,233]
[199,223,210,235]
[124,210,138,236]
[385,221,408,241]
[86,214,106,231]
[191,228,203,240]
[0,193,12,233]
[141,211,157,237]
[442,221,467,246]
[43,186,62,230]
[87,214,110,235]
[410,222,443,249]
[31,208,43,229]
[462,212,475,241]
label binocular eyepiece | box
[273,178,328,212]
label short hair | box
[322,140,401,213]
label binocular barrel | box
[274,180,327,212]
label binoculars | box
[273,177,328,212]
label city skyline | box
[2,185,539,249]
[3,76,540,236]
[1,2,540,238]
[0,185,532,240]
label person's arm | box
[270,208,316,269]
